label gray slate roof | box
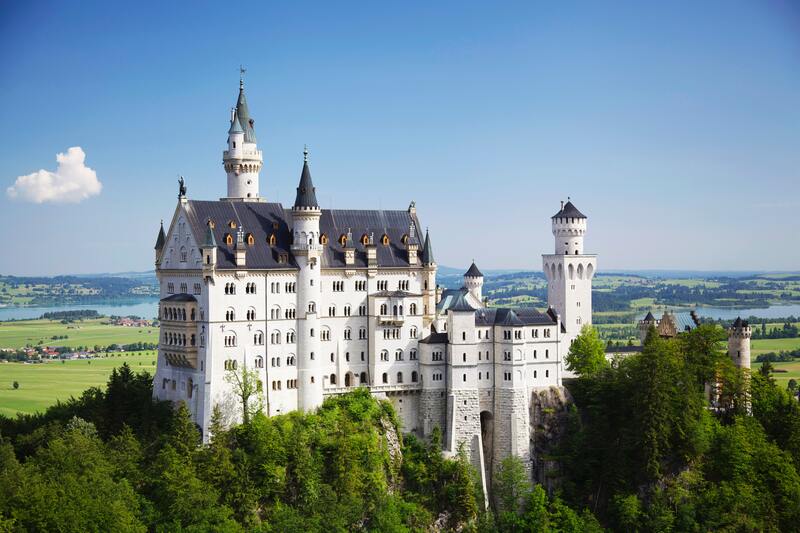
[155,222,166,250]
[552,200,586,219]
[161,293,197,302]
[183,200,423,270]
[464,262,483,278]
[421,229,434,265]
[294,160,319,208]
[475,307,557,327]
[235,85,256,143]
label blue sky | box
[1,1,798,275]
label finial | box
[567,196,571,202]
[178,176,186,197]
[239,65,246,88]
[303,145,309,163]
[560,200,564,210]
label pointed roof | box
[464,261,483,278]
[448,290,476,313]
[293,149,319,209]
[497,308,524,326]
[235,81,256,143]
[732,317,749,329]
[154,221,166,250]
[203,220,217,248]
[421,229,434,265]
[552,199,586,219]
[643,311,656,322]
[228,110,244,135]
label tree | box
[224,364,264,425]
[494,455,530,531]
[12,381,19,390]
[565,325,609,377]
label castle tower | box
[542,199,597,354]
[638,311,657,343]
[421,228,437,327]
[444,292,481,463]
[222,73,263,201]
[728,317,751,369]
[200,219,217,273]
[463,262,484,306]
[291,147,323,411]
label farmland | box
[0,318,158,350]
[0,352,157,417]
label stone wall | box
[493,387,531,476]
[419,389,447,438]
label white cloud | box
[6,147,102,204]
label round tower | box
[728,317,751,369]
[551,198,587,255]
[463,261,484,305]
[223,74,263,201]
[638,311,657,343]
[291,147,324,411]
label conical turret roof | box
[421,229,434,265]
[154,221,166,250]
[235,82,256,143]
[552,199,586,219]
[465,261,483,278]
[293,149,319,209]
[228,110,244,135]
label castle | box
[152,77,596,488]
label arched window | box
[225,233,233,245]
[319,233,328,245]
[246,233,255,245]
[381,234,389,245]
[397,372,403,384]
[382,372,388,384]
[361,234,369,245]
[345,373,352,387]
[268,233,276,246]
[411,371,418,383]
[360,372,367,383]
[228,220,237,229]
[329,373,337,386]
[339,234,347,246]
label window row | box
[163,332,195,347]
[162,306,195,321]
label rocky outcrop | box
[530,386,573,492]
[381,415,403,494]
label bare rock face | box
[381,415,403,494]
[530,386,573,492]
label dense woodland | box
[1,325,800,531]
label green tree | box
[12,381,18,390]
[224,364,264,425]
[493,455,530,531]
[565,325,608,377]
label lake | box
[0,299,160,322]
[688,304,800,321]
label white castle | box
[152,78,597,485]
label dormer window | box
[228,221,237,229]
[381,234,389,246]
[268,233,277,246]
[361,234,369,245]
[319,234,329,245]
[225,233,233,245]
[246,233,255,246]
[401,234,409,244]
[339,234,347,246]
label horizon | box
[1,1,799,275]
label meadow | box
[0,352,157,417]
[0,318,158,350]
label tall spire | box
[203,219,217,248]
[421,228,434,265]
[154,220,166,250]
[293,147,319,209]
[235,68,255,143]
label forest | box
[1,325,799,531]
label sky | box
[1,1,799,276]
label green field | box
[750,337,800,356]
[0,318,158,350]
[753,360,800,388]
[0,352,157,417]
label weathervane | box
[239,65,246,87]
